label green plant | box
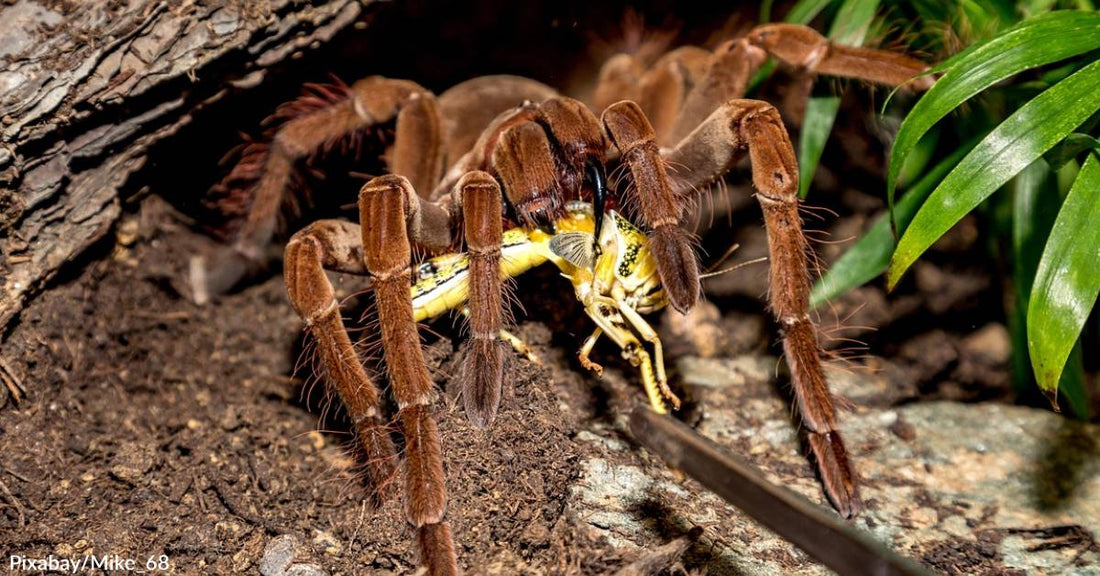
[812,5,1100,418]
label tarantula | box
[193,23,931,575]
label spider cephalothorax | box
[196,23,932,575]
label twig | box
[347,499,368,552]
[610,527,701,576]
[0,477,27,527]
[210,475,280,535]
[0,357,26,404]
[2,466,31,484]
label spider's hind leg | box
[196,77,446,302]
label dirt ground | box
[0,195,627,573]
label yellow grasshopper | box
[408,201,679,413]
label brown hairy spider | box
[193,23,931,575]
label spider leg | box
[492,120,565,226]
[602,101,700,314]
[666,24,931,146]
[747,24,933,89]
[667,99,860,517]
[637,46,711,144]
[196,77,445,301]
[667,39,769,145]
[637,58,686,144]
[456,171,508,427]
[283,220,397,503]
[361,175,457,575]
[594,54,643,113]
[459,309,540,364]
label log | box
[0,0,366,333]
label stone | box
[259,534,328,576]
[570,355,1100,575]
[259,535,298,576]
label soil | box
[0,199,605,574]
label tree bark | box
[0,0,366,333]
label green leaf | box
[886,10,1100,232]
[798,96,841,198]
[810,137,977,307]
[1027,153,1100,407]
[1044,132,1100,169]
[828,0,879,44]
[760,0,776,23]
[786,0,834,25]
[958,0,1015,32]
[1012,160,1060,304]
[1009,158,1059,394]
[888,57,1100,288]
[898,127,940,189]
[797,0,880,198]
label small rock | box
[311,530,341,556]
[677,355,773,389]
[219,406,243,431]
[520,517,550,545]
[897,329,958,384]
[260,534,329,576]
[231,550,251,573]
[889,415,917,442]
[215,521,242,540]
[929,214,980,253]
[915,262,988,315]
[259,535,298,576]
[663,302,727,357]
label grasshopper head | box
[597,211,667,312]
[546,205,668,314]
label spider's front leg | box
[604,100,860,517]
[361,175,458,575]
[684,99,858,517]
[601,102,701,314]
[456,172,507,427]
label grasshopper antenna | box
[698,243,767,279]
